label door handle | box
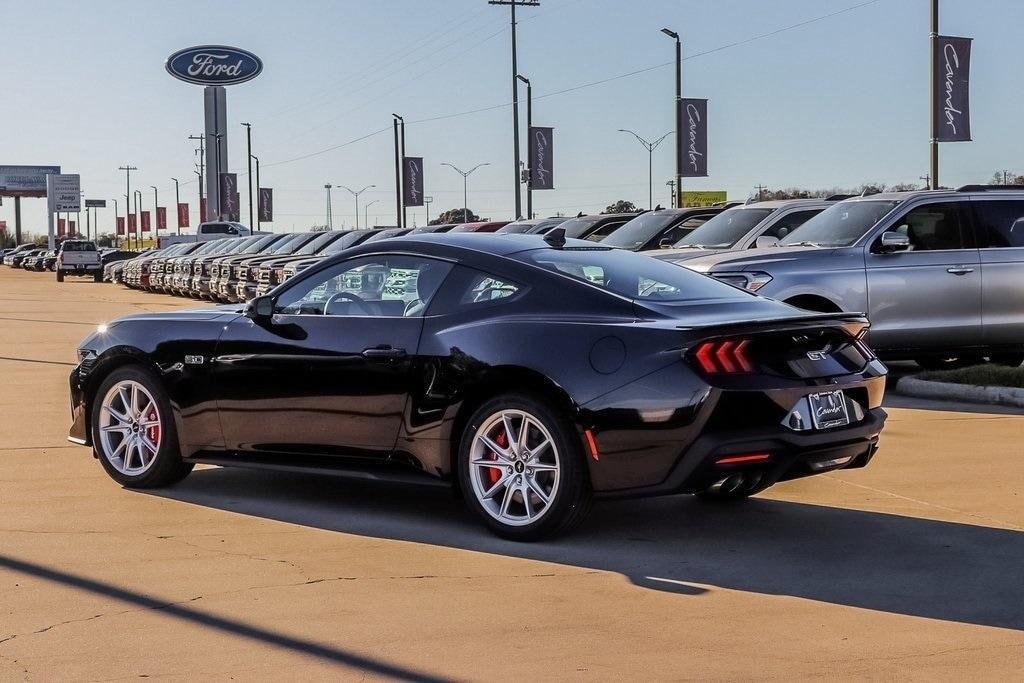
[946,266,975,275]
[361,345,407,360]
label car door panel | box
[970,198,1024,347]
[213,314,422,459]
[864,202,981,350]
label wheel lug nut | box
[526,468,533,475]
[507,466,513,474]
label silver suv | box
[652,197,843,261]
[682,187,1024,368]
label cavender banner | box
[141,211,151,233]
[219,174,239,221]
[157,207,167,231]
[529,126,554,190]
[934,35,972,142]
[116,217,125,236]
[177,203,189,228]
[259,188,273,222]
[678,98,708,177]
[403,157,424,207]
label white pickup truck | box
[56,240,103,282]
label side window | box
[660,216,711,245]
[429,266,523,314]
[275,255,452,317]
[972,200,1024,248]
[202,224,228,234]
[877,202,968,252]
[763,209,822,240]
[586,221,622,242]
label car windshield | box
[322,231,370,254]
[296,231,339,255]
[551,216,602,239]
[498,220,538,234]
[268,234,310,254]
[779,200,902,247]
[514,247,751,303]
[600,211,675,249]
[240,235,279,254]
[675,208,774,248]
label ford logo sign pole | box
[165,46,262,223]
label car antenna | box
[576,211,584,218]
[544,227,567,248]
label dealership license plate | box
[807,389,850,430]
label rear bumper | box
[595,407,886,499]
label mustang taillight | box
[693,339,754,374]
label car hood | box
[653,247,729,263]
[681,245,838,273]
[113,308,238,325]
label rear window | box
[61,241,97,251]
[513,248,750,302]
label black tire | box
[56,269,64,282]
[457,393,592,541]
[990,353,1024,368]
[93,271,103,283]
[90,365,193,488]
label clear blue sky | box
[2,0,1022,234]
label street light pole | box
[251,155,263,232]
[111,198,119,247]
[118,165,137,250]
[210,132,224,219]
[392,114,404,229]
[617,129,673,211]
[661,28,682,207]
[516,74,532,219]
[324,184,333,229]
[442,162,490,223]
[364,199,379,229]
[241,122,253,228]
[171,178,181,235]
[133,189,142,250]
[425,196,433,225]
[341,185,376,229]
[929,0,939,189]
[188,134,205,219]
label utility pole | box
[929,0,939,189]
[516,73,532,219]
[617,129,673,211]
[392,114,404,228]
[754,184,767,202]
[919,173,931,189]
[241,122,253,228]
[666,180,676,207]
[188,134,205,219]
[661,28,682,207]
[171,178,181,235]
[489,0,538,219]
[324,184,333,229]
[118,165,137,250]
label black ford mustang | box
[68,232,887,540]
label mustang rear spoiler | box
[674,312,870,344]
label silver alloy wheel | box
[469,409,561,527]
[98,380,162,476]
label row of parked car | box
[10,185,1023,369]
[1,242,135,278]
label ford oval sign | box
[165,45,263,86]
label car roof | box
[352,231,566,257]
[736,198,834,209]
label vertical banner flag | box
[231,193,241,222]
[200,197,207,222]
[127,213,137,235]
[70,220,76,235]
[177,203,190,228]
[679,98,708,177]
[219,174,238,220]
[141,211,151,232]
[403,157,424,206]
[157,207,167,231]
[934,35,972,142]
[58,218,66,236]
[258,188,273,222]
[116,217,125,236]
[528,127,554,190]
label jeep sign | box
[165,45,263,86]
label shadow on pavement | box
[0,554,445,682]
[146,467,1024,631]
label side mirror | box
[878,231,911,253]
[659,237,674,249]
[245,295,274,319]
[754,235,780,248]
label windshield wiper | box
[675,244,707,249]
[786,241,820,247]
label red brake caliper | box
[146,409,160,446]
[486,429,507,486]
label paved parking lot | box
[1,266,1023,680]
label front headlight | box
[713,271,773,292]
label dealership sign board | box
[46,173,81,211]
[0,165,61,197]
[84,198,106,208]
[682,191,727,207]
[166,46,263,86]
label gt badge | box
[184,355,205,365]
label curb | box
[895,376,1024,409]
